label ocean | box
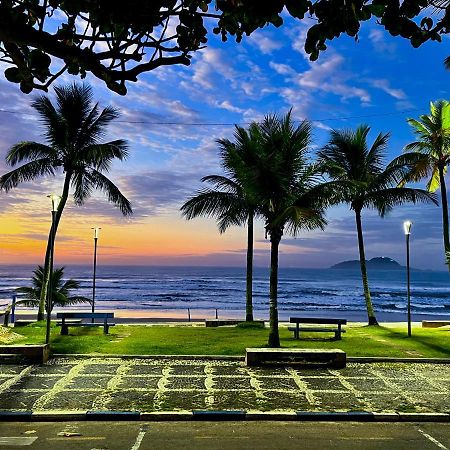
[1,265,450,322]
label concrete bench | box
[422,321,450,328]
[13,320,36,327]
[289,317,347,340]
[245,348,346,368]
[0,344,50,363]
[56,312,115,335]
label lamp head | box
[47,194,61,212]
[92,227,101,239]
[403,220,412,235]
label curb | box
[49,355,450,364]
[348,357,450,364]
[0,410,449,422]
[52,354,244,362]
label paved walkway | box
[0,357,449,413]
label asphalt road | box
[0,421,449,449]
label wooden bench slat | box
[289,317,347,341]
[62,323,116,327]
[290,317,347,325]
[288,327,346,333]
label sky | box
[0,12,449,270]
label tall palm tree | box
[17,266,91,312]
[404,101,450,261]
[180,124,261,321]
[244,112,332,347]
[0,83,132,320]
[318,125,438,325]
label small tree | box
[17,266,91,313]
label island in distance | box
[331,256,404,270]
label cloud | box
[368,28,397,55]
[269,62,297,77]
[370,79,407,100]
[295,54,371,104]
[216,100,245,114]
[189,47,237,90]
[249,32,283,55]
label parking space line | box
[418,428,448,450]
[131,425,148,450]
[0,436,38,446]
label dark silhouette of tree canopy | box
[1,1,448,94]
[16,266,91,313]
[0,83,132,320]
[318,125,438,325]
[181,123,261,322]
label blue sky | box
[0,13,449,270]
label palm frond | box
[6,142,56,166]
[31,94,65,147]
[0,158,55,191]
[55,295,91,307]
[181,189,248,231]
[82,141,129,172]
[88,170,133,216]
[201,175,242,194]
[364,187,438,217]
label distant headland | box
[331,257,404,270]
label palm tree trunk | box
[438,165,450,269]
[268,228,282,348]
[245,212,254,322]
[355,210,378,326]
[37,173,71,320]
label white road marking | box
[418,428,448,450]
[0,436,38,446]
[131,426,148,450]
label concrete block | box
[192,410,246,420]
[140,411,193,421]
[0,344,50,363]
[32,410,87,421]
[245,348,346,368]
[86,411,140,420]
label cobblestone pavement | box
[0,358,449,413]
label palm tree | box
[244,112,332,347]
[0,83,132,320]
[17,266,91,312]
[180,124,261,321]
[318,125,438,325]
[404,101,450,261]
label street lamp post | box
[46,194,61,344]
[91,227,101,322]
[403,220,412,337]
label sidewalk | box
[0,357,449,415]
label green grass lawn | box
[3,322,450,358]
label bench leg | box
[61,324,68,335]
[103,324,109,334]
